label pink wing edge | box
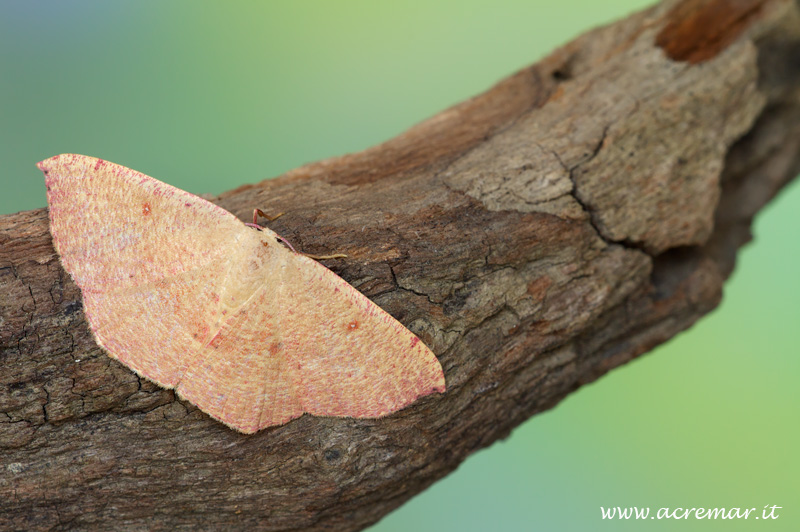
[295,252,447,400]
[37,153,239,224]
[37,153,446,433]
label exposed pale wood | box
[2,0,799,529]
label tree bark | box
[2,0,799,529]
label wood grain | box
[2,0,799,529]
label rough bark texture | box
[2,0,799,529]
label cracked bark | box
[2,0,800,530]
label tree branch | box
[2,0,799,529]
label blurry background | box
[1,1,797,530]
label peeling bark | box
[1,0,799,530]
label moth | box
[40,154,445,433]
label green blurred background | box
[1,1,797,530]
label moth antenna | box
[276,236,347,260]
[251,209,346,259]
[301,252,348,260]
